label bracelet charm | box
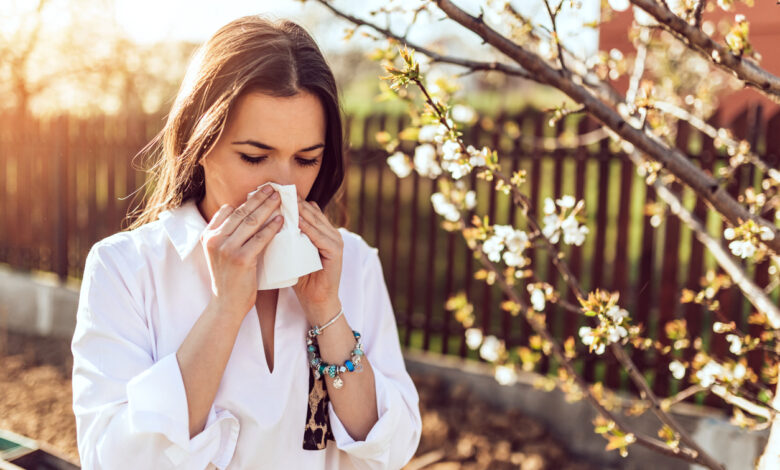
[306,329,363,389]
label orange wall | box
[598,2,780,121]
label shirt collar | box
[157,199,208,261]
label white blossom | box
[479,335,503,362]
[729,239,756,259]
[669,360,686,380]
[445,160,472,180]
[431,192,461,222]
[561,215,589,246]
[505,230,529,253]
[724,227,736,240]
[452,104,477,123]
[726,334,742,355]
[544,197,557,215]
[759,226,775,241]
[441,140,462,161]
[502,251,525,267]
[418,124,439,143]
[733,362,746,380]
[465,328,483,349]
[464,190,477,209]
[433,123,450,144]
[387,151,412,178]
[482,235,505,263]
[492,224,515,240]
[606,325,628,343]
[466,145,489,167]
[556,195,576,209]
[494,364,518,386]
[542,213,561,244]
[530,289,546,311]
[413,144,442,178]
[541,196,588,246]
[579,326,594,345]
[605,306,628,325]
[696,360,725,387]
[608,0,630,11]
[713,321,730,333]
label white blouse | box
[70,199,422,469]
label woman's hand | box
[293,193,344,325]
[200,186,283,321]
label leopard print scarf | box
[302,363,334,449]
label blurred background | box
[1,1,779,469]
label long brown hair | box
[126,15,347,231]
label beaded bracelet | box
[306,330,364,389]
[308,307,344,338]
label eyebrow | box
[232,139,325,152]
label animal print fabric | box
[302,364,334,449]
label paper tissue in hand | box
[247,182,323,290]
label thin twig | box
[542,0,566,72]
[412,73,723,468]
[314,0,534,80]
[692,0,706,27]
[629,0,780,102]
[432,0,780,254]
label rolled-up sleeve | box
[326,245,422,470]
[71,240,239,469]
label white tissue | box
[246,182,323,290]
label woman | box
[70,15,422,470]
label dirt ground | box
[0,332,596,469]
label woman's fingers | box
[218,188,278,237]
[299,200,339,244]
[239,214,284,258]
[223,193,282,252]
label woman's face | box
[197,90,326,222]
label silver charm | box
[333,376,344,389]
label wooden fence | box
[1,106,778,407]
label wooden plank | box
[582,140,611,383]
[679,116,714,395]
[527,115,547,373]
[653,121,689,396]
[422,174,438,351]
[403,161,420,347]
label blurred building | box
[599,1,780,121]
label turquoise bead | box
[354,349,363,356]
[328,365,336,378]
[318,364,326,375]
[345,360,354,372]
[307,345,315,352]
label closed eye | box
[239,153,320,167]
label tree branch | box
[433,0,780,254]
[629,0,780,102]
[472,245,717,466]
[622,148,780,329]
[410,73,725,469]
[313,0,533,80]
